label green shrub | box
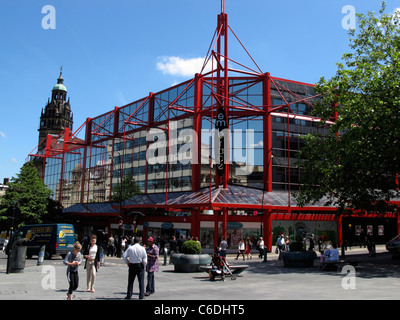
[181,240,201,254]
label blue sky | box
[0,0,398,181]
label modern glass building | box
[29,6,399,251]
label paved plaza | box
[0,245,399,301]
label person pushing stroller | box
[209,247,236,281]
[209,247,226,281]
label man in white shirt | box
[123,236,147,299]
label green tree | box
[111,175,142,203]
[296,3,400,214]
[0,162,53,227]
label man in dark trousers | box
[123,236,147,299]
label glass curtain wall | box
[42,76,329,206]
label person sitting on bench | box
[322,243,339,270]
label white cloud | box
[0,131,6,138]
[11,158,17,163]
[156,56,211,77]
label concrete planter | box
[170,253,211,273]
[282,251,317,268]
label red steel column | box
[337,214,343,247]
[397,209,400,236]
[263,73,272,192]
[264,209,272,252]
[222,207,228,241]
[81,118,92,202]
[191,209,200,239]
[222,12,229,189]
[192,74,202,191]
[145,93,155,193]
[214,210,220,249]
[215,12,230,189]
[42,134,52,180]
[58,127,70,204]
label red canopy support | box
[264,210,273,252]
[337,215,343,247]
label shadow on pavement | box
[241,251,400,279]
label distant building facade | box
[0,178,9,200]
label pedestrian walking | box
[83,234,100,293]
[159,237,165,255]
[235,239,245,261]
[169,236,178,254]
[285,236,291,251]
[107,234,115,257]
[64,241,82,300]
[145,237,159,296]
[121,236,126,253]
[219,237,228,258]
[177,235,184,252]
[276,234,285,259]
[256,237,264,259]
[2,237,8,253]
[309,234,315,251]
[123,236,147,300]
[115,235,122,258]
[245,237,252,260]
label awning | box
[121,184,336,212]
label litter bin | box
[9,238,27,273]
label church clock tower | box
[38,67,73,153]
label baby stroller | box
[209,247,236,281]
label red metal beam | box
[263,73,272,192]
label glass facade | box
[270,79,328,191]
[36,75,326,208]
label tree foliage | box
[296,3,400,214]
[111,175,142,203]
[0,162,58,227]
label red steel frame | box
[28,1,400,250]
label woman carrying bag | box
[83,234,101,293]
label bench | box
[200,265,249,275]
[322,260,361,271]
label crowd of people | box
[63,231,344,299]
[65,233,206,300]
[64,234,161,300]
[104,234,129,258]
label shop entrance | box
[342,217,397,246]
